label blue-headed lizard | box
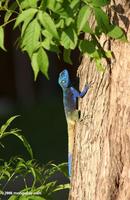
[58,69,91,177]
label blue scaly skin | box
[58,69,90,177]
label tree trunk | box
[69,1,130,200]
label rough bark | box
[69,1,130,200]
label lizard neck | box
[62,82,72,91]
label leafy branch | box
[0,0,127,79]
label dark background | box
[0,19,80,199]
[0,7,79,200]
[0,22,80,163]
[0,26,68,164]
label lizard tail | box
[67,119,76,177]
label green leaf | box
[47,0,57,11]
[2,170,10,178]
[14,8,37,28]
[55,3,73,18]
[4,2,17,23]
[3,131,33,158]
[30,167,36,187]
[56,18,64,29]
[105,50,112,58]
[92,0,110,7]
[21,19,41,57]
[39,0,48,10]
[65,17,74,26]
[21,16,34,36]
[8,195,18,200]
[19,196,44,200]
[107,25,127,41]
[63,49,72,64]
[90,49,102,59]
[79,40,96,54]
[52,162,68,177]
[42,38,60,53]
[30,197,45,200]
[31,52,40,80]
[32,48,49,79]
[70,0,80,10]
[60,27,78,49]
[21,0,37,9]
[42,30,52,40]
[42,36,52,49]
[82,22,93,33]
[0,115,19,135]
[38,11,59,39]
[77,5,91,33]
[95,59,105,72]
[37,48,49,79]
[53,183,70,192]
[94,7,110,33]
[0,26,6,51]
[83,0,92,4]
[32,47,50,80]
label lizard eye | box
[61,80,66,84]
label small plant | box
[0,116,70,199]
[0,115,33,158]
[0,157,69,200]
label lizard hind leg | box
[67,110,79,121]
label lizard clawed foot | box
[87,81,94,88]
[79,113,92,125]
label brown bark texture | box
[69,1,130,200]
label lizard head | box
[58,69,70,89]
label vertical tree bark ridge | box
[69,1,130,200]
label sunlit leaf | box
[94,7,110,33]
[47,0,57,11]
[92,0,110,7]
[77,5,91,33]
[70,0,80,10]
[21,19,41,57]
[60,27,78,49]
[79,40,96,54]
[3,130,33,158]
[37,48,49,79]
[95,59,106,72]
[14,8,37,28]
[21,0,37,9]
[63,49,72,64]
[8,195,18,200]
[42,38,60,53]
[53,183,70,192]
[0,26,6,51]
[4,2,17,23]
[0,115,19,134]
[31,52,40,80]
[82,22,93,33]
[105,50,112,58]
[107,25,127,41]
[38,11,59,39]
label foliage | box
[0,157,69,200]
[0,115,33,158]
[0,116,70,199]
[0,0,127,78]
